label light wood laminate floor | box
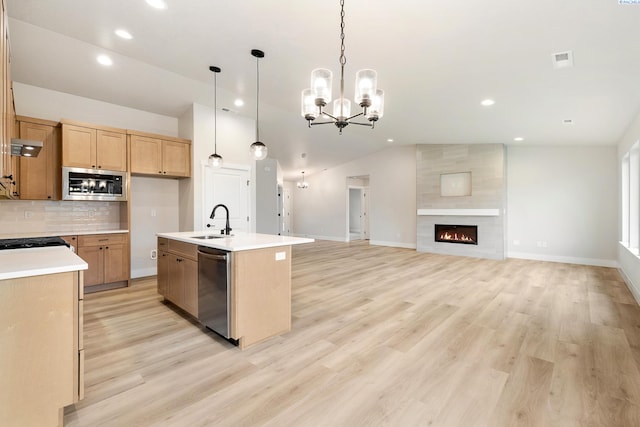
[64,240,640,426]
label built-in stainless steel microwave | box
[62,167,128,201]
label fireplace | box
[435,224,478,245]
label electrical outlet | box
[151,209,156,217]
[275,251,286,261]
[24,211,32,219]
[150,249,157,260]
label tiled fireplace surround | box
[416,144,506,260]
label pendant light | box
[296,171,309,189]
[250,49,268,161]
[301,0,384,134]
[208,66,223,168]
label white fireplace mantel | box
[417,208,501,217]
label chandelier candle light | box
[250,49,268,161]
[208,66,223,168]
[301,0,384,134]
[297,171,309,189]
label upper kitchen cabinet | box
[61,120,127,172]
[0,0,16,199]
[16,116,62,200]
[128,130,191,178]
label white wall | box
[292,145,416,248]
[618,110,640,299]
[13,82,178,136]
[507,145,618,266]
[130,177,179,278]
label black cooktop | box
[0,236,69,250]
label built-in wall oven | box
[62,167,127,201]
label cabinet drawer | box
[78,233,127,247]
[158,237,168,250]
[168,240,198,260]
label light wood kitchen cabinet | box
[129,130,191,178]
[77,233,129,291]
[16,116,62,200]
[0,270,84,426]
[60,234,78,252]
[156,237,198,317]
[61,120,127,171]
[0,0,15,199]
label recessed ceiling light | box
[387,138,394,143]
[513,137,524,142]
[97,55,113,66]
[146,0,167,9]
[115,29,132,40]
[234,99,244,107]
[481,99,495,106]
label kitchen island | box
[156,231,313,349]
[0,246,87,427]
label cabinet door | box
[103,243,129,283]
[130,135,162,175]
[62,124,96,169]
[96,130,127,171]
[157,250,170,297]
[162,140,190,177]
[182,258,198,317]
[167,255,183,305]
[18,121,59,200]
[78,245,104,287]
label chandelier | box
[301,0,384,134]
[296,171,309,189]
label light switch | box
[275,251,286,261]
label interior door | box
[203,165,250,233]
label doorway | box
[347,175,370,241]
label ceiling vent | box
[552,51,574,69]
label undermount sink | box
[191,235,232,239]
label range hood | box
[11,138,43,157]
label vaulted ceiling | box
[7,0,640,179]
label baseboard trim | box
[369,240,417,249]
[507,251,618,268]
[291,233,347,243]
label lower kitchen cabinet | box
[0,270,84,426]
[77,233,129,291]
[157,237,198,317]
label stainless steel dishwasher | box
[197,246,231,338]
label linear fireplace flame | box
[435,224,478,245]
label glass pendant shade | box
[301,89,317,120]
[311,68,332,106]
[367,89,385,121]
[354,69,377,107]
[250,141,268,160]
[208,153,223,168]
[333,98,351,120]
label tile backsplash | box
[0,200,124,235]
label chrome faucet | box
[210,204,232,235]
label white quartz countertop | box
[0,246,88,281]
[157,231,314,252]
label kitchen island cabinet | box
[157,232,313,349]
[0,246,87,427]
[157,237,198,317]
